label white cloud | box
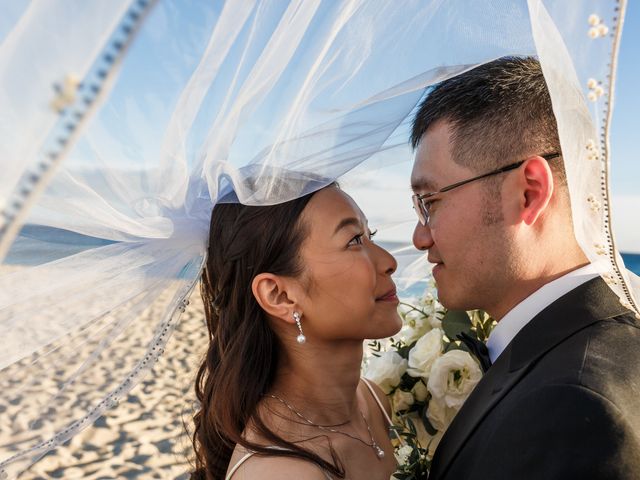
[611,195,640,253]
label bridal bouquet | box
[363,282,495,478]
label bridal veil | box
[0,1,637,477]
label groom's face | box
[410,121,510,312]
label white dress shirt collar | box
[486,264,600,364]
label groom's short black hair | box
[410,56,565,187]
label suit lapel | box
[428,343,528,479]
[429,277,630,479]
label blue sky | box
[611,1,640,195]
[607,1,640,252]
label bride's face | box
[295,187,402,342]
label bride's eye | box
[348,233,365,247]
[368,229,378,241]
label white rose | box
[426,395,457,431]
[391,389,414,412]
[417,291,436,311]
[419,292,444,329]
[427,349,483,410]
[402,325,426,345]
[394,444,413,466]
[402,309,433,344]
[411,380,428,402]
[429,307,443,329]
[407,328,443,379]
[404,308,423,325]
[364,351,407,394]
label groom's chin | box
[435,289,474,312]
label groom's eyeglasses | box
[412,152,561,226]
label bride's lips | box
[376,288,398,303]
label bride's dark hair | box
[191,186,344,479]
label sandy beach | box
[3,290,208,480]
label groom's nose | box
[412,221,434,251]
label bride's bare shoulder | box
[227,450,330,480]
[226,410,332,479]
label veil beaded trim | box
[598,0,639,313]
[0,0,157,262]
[0,255,203,474]
[0,1,637,477]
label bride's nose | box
[376,245,397,276]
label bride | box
[191,184,401,479]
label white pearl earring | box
[293,311,306,344]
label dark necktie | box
[457,332,492,373]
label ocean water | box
[624,253,640,274]
[5,225,640,278]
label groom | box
[410,56,640,479]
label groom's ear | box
[512,155,554,226]
[251,273,297,324]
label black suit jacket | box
[428,277,640,480]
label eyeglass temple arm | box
[436,161,524,194]
[437,152,561,195]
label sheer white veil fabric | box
[0,0,637,477]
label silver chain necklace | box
[268,393,385,460]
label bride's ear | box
[251,273,298,324]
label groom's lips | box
[429,256,444,276]
[427,254,442,265]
